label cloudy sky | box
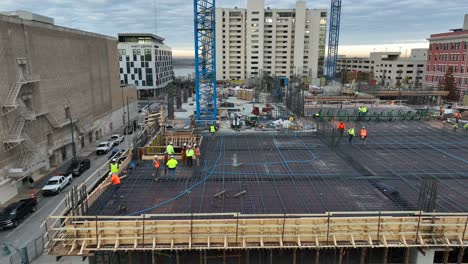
[1,0,468,57]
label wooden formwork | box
[142,129,202,158]
[46,212,468,256]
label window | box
[133,49,141,55]
[265,18,273,23]
[252,18,259,21]
[118,49,126,55]
[252,11,259,14]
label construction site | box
[42,0,468,263]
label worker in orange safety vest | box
[360,127,368,143]
[337,122,345,136]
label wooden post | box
[315,250,320,264]
[404,248,410,264]
[270,249,273,264]
[293,248,297,264]
[176,251,180,264]
[443,250,449,264]
[246,249,250,264]
[360,248,367,264]
[457,247,465,264]
[338,248,344,264]
[383,248,389,264]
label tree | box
[443,67,459,101]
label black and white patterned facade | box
[118,34,174,92]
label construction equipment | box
[326,0,342,80]
[244,115,258,127]
[194,0,217,122]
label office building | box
[118,33,174,98]
[337,49,427,88]
[215,0,327,81]
[425,14,468,103]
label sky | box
[1,0,468,58]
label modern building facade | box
[425,14,468,104]
[337,49,427,88]
[215,0,327,81]
[118,33,174,99]
[0,12,137,204]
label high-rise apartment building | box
[425,14,468,104]
[118,33,174,98]
[215,0,327,81]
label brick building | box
[425,14,468,104]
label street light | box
[2,241,29,264]
[64,104,76,160]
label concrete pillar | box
[411,248,435,264]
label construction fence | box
[9,233,46,264]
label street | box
[0,135,135,263]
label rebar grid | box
[87,122,468,217]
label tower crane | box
[194,0,217,123]
[325,0,342,81]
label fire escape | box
[1,57,46,180]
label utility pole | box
[65,105,76,160]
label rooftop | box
[118,33,165,44]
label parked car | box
[110,134,124,146]
[0,198,37,229]
[124,126,134,135]
[96,141,113,155]
[108,148,126,162]
[41,175,72,196]
[66,159,91,177]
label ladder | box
[1,82,23,115]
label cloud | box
[0,0,467,57]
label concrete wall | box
[0,14,129,204]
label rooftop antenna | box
[154,0,158,34]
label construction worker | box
[360,127,368,143]
[337,122,345,136]
[464,123,468,131]
[289,115,295,122]
[358,106,368,121]
[186,145,194,167]
[110,159,119,175]
[166,155,178,178]
[454,111,462,124]
[210,124,217,135]
[166,142,175,155]
[110,173,121,185]
[439,106,444,116]
[181,143,187,165]
[313,110,322,119]
[153,155,160,180]
[452,123,458,131]
[347,127,355,144]
[194,144,201,166]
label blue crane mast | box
[325,0,342,81]
[193,0,217,122]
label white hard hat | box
[112,158,117,162]
[171,155,174,158]
[154,155,158,158]
[169,141,173,145]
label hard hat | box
[112,158,117,162]
[171,155,174,158]
[183,143,187,146]
[154,155,158,158]
[169,141,173,145]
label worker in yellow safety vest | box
[210,124,217,135]
[110,159,119,175]
[347,127,355,144]
[186,145,194,167]
[166,155,178,178]
[166,141,175,155]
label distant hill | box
[173,57,195,67]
